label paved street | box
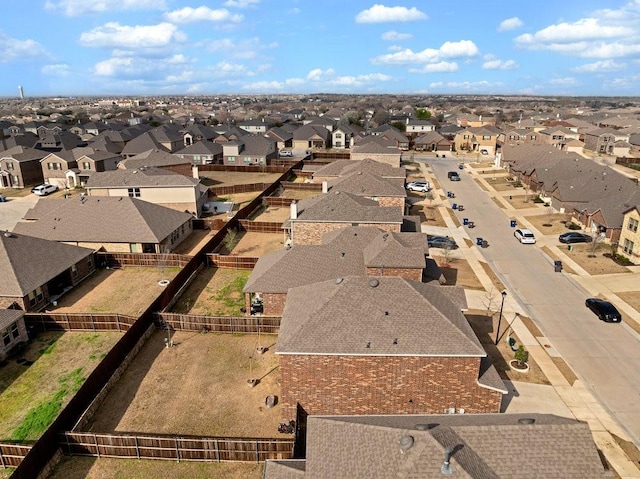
[426,157,640,446]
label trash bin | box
[567,245,572,251]
[476,237,484,246]
[510,220,517,228]
[452,203,458,210]
[0,195,6,203]
[554,260,562,272]
[463,218,469,225]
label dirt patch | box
[503,195,543,210]
[541,246,578,275]
[0,331,122,440]
[431,256,483,290]
[172,268,249,316]
[86,330,282,438]
[469,161,496,169]
[550,357,579,386]
[421,204,447,227]
[473,178,490,192]
[524,213,572,236]
[563,244,632,275]
[485,177,518,192]
[198,171,281,187]
[616,291,640,313]
[465,311,550,385]
[252,206,290,223]
[211,192,260,211]
[479,261,505,291]
[229,232,286,257]
[49,453,263,479]
[280,189,320,200]
[51,268,180,316]
[173,230,216,255]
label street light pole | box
[494,291,507,345]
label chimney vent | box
[441,447,453,475]
[290,200,298,220]
[399,435,414,453]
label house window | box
[2,329,10,346]
[47,162,54,170]
[629,218,639,233]
[335,133,342,138]
[463,135,469,139]
[128,187,141,198]
[243,157,252,164]
[28,287,44,306]
[87,257,93,268]
[623,239,634,255]
[599,145,606,152]
[10,322,19,339]
[227,156,235,163]
[6,162,14,170]
[82,162,90,170]
[483,135,491,140]
[71,264,78,277]
[530,135,536,140]
[509,135,515,140]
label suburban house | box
[118,149,193,177]
[276,276,506,419]
[453,126,500,156]
[237,118,269,134]
[0,146,46,188]
[537,127,581,150]
[292,124,332,151]
[85,167,207,217]
[35,131,86,152]
[327,170,407,208]
[499,128,540,146]
[13,196,193,253]
[243,226,432,315]
[120,125,185,158]
[40,147,120,189]
[618,206,640,264]
[583,128,629,155]
[0,309,28,361]
[413,131,452,152]
[286,190,405,245]
[221,135,277,166]
[181,124,219,147]
[303,116,336,132]
[264,414,608,478]
[371,125,410,150]
[174,141,223,165]
[331,124,360,149]
[350,137,402,168]
[265,126,294,150]
[405,118,436,137]
[455,114,496,128]
[0,231,96,312]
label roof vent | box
[414,423,437,431]
[399,435,414,453]
[340,252,345,258]
[365,342,371,348]
[518,418,535,425]
[4,231,13,238]
[369,278,379,288]
[335,278,343,284]
[441,447,453,475]
[393,337,397,344]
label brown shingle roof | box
[291,191,403,224]
[0,309,25,330]
[86,167,199,188]
[328,171,406,198]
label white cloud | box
[498,17,523,31]
[606,74,640,89]
[428,80,503,91]
[515,18,632,44]
[0,31,47,63]
[381,31,413,41]
[482,58,518,70]
[243,80,286,91]
[549,77,578,86]
[372,39,478,65]
[572,60,625,72]
[41,64,71,76]
[307,68,335,81]
[45,0,165,16]
[355,4,428,23]
[94,57,136,76]
[80,22,185,49]
[409,61,458,73]
[165,7,242,24]
[224,0,260,7]
[206,37,277,59]
[305,68,393,87]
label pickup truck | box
[447,171,461,181]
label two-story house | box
[0,146,46,188]
[221,135,277,166]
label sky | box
[1,0,640,97]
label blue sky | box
[1,1,640,97]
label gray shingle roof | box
[13,197,192,244]
[291,191,403,224]
[312,158,406,178]
[0,309,25,330]
[276,276,486,356]
[328,171,406,198]
[0,231,94,297]
[85,167,199,188]
[287,414,607,479]
[119,149,189,169]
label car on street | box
[559,232,592,244]
[279,150,293,157]
[514,228,536,244]
[31,184,58,196]
[447,171,461,181]
[406,181,431,192]
[427,236,458,250]
[585,298,622,323]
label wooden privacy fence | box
[238,219,284,233]
[198,164,289,173]
[59,432,293,462]
[209,183,270,197]
[264,197,298,207]
[280,181,322,191]
[96,252,192,268]
[206,253,258,269]
[0,444,32,468]
[25,313,137,332]
[192,218,226,231]
[155,313,281,334]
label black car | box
[559,232,593,244]
[585,298,622,323]
[427,236,458,250]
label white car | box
[279,150,293,157]
[514,228,536,244]
[31,184,58,196]
[406,181,431,192]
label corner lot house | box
[13,197,193,253]
[0,309,28,361]
[276,276,506,419]
[0,146,46,189]
[618,206,640,264]
[0,231,95,312]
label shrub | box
[514,345,528,368]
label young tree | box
[223,228,239,254]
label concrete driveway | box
[427,157,640,446]
[0,193,38,231]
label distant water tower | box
[18,85,24,99]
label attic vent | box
[369,278,379,288]
[399,435,414,453]
[518,418,536,425]
[335,278,343,284]
[340,252,345,258]
[365,342,371,348]
[393,338,397,344]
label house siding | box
[278,355,501,420]
[618,209,640,265]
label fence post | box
[175,438,180,463]
[256,440,260,463]
[0,446,5,468]
[135,436,140,459]
[94,433,100,458]
[215,439,220,462]
[116,314,121,332]
[66,313,71,330]
[91,313,96,331]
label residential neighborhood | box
[1,93,640,479]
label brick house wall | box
[0,317,29,361]
[292,222,401,245]
[278,355,502,419]
[364,267,422,281]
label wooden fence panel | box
[209,183,270,197]
[25,313,137,332]
[96,252,192,268]
[198,164,289,173]
[279,181,323,191]
[263,197,298,207]
[206,254,258,269]
[0,444,32,468]
[238,220,284,233]
[154,313,281,334]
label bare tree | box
[482,286,499,317]
[543,205,555,227]
[589,231,604,258]
[441,243,455,267]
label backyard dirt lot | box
[85,330,282,438]
[198,171,281,187]
[173,230,216,255]
[51,268,181,317]
[501,194,545,210]
[171,268,249,316]
[231,232,286,257]
[253,206,291,223]
[430,256,483,290]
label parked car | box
[559,232,592,244]
[447,171,461,181]
[406,181,431,192]
[585,298,622,323]
[514,228,536,244]
[427,236,458,250]
[279,150,293,157]
[31,184,58,196]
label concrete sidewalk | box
[418,161,640,478]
